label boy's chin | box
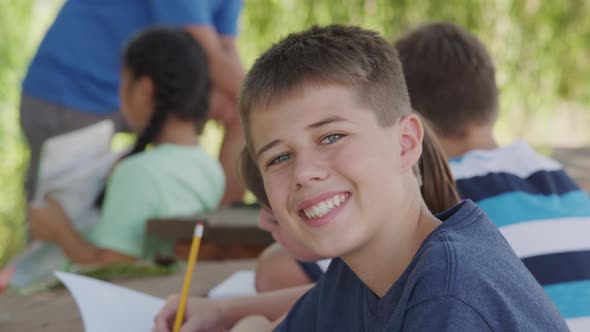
[275,234,323,261]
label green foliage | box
[0,0,36,266]
[1,0,589,266]
[238,0,590,145]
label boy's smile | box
[298,191,351,227]
[249,84,410,258]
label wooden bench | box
[146,206,274,261]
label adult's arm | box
[150,0,245,100]
[186,26,244,101]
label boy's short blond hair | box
[238,24,412,155]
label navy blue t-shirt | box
[275,200,568,331]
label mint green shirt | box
[90,144,225,259]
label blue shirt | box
[276,200,568,331]
[22,0,242,115]
[450,141,590,329]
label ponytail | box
[128,104,168,155]
[94,104,167,207]
[418,120,460,214]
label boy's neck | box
[341,177,442,298]
[437,123,498,159]
[155,116,199,146]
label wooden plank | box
[146,206,273,246]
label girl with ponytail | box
[28,27,225,265]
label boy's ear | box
[398,114,424,173]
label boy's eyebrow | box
[305,116,346,129]
[256,139,282,159]
[256,116,348,159]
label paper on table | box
[208,270,256,299]
[55,271,164,332]
[55,270,257,331]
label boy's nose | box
[293,153,329,189]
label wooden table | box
[147,206,274,260]
[0,260,255,332]
[552,146,590,192]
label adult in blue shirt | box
[20,0,245,206]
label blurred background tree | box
[0,0,40,267]
[1,0,588,266]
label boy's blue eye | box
[320,134,345,144]
[268,154,291,166]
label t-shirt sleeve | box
[90,162,159,258]
[149,0,212,26]
[213,0,243,36]
[402,297,492,332]
[148,0,243,36]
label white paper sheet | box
[55,271,164,332]
[207,270,256,299]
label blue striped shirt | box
[450,141,590,330]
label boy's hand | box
[29,196,69,242]
[152,295,226,332]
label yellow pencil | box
[173,222,204,332]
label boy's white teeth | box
[327,200,334,209]
[303,194,347,219]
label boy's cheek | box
[275,228,323,262]
[257,209,279,233]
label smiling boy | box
[155,25,568,331]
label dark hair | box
[419,119,460,213]
[394,22,498,138]
[238,24,459,214]
[96,26,210,207]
